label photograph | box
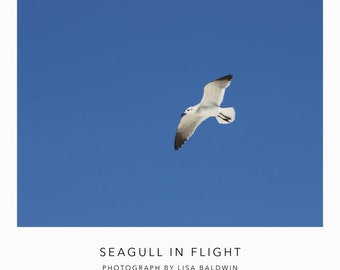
[17,0,322,227]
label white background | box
[1,0,339,269]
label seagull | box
[174,74,235,150]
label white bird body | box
[196,104,220,116]
[174,74,235,150]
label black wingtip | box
[174,133,187,150]
[174,140,182,150]
[174,144,184,151]
[216,74,233,81]
[174,143,181,150]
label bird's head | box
[181,106,196,117]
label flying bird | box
[174,74,235,150]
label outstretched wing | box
[174,114,207,150]
[200,74,233,106]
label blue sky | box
[18,0,322,226]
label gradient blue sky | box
[18,0,322,226]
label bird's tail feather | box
[216,107,235,124]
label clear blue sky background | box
[18,0,322,226]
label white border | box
[1,0,339,269]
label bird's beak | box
[181,112,186,117]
